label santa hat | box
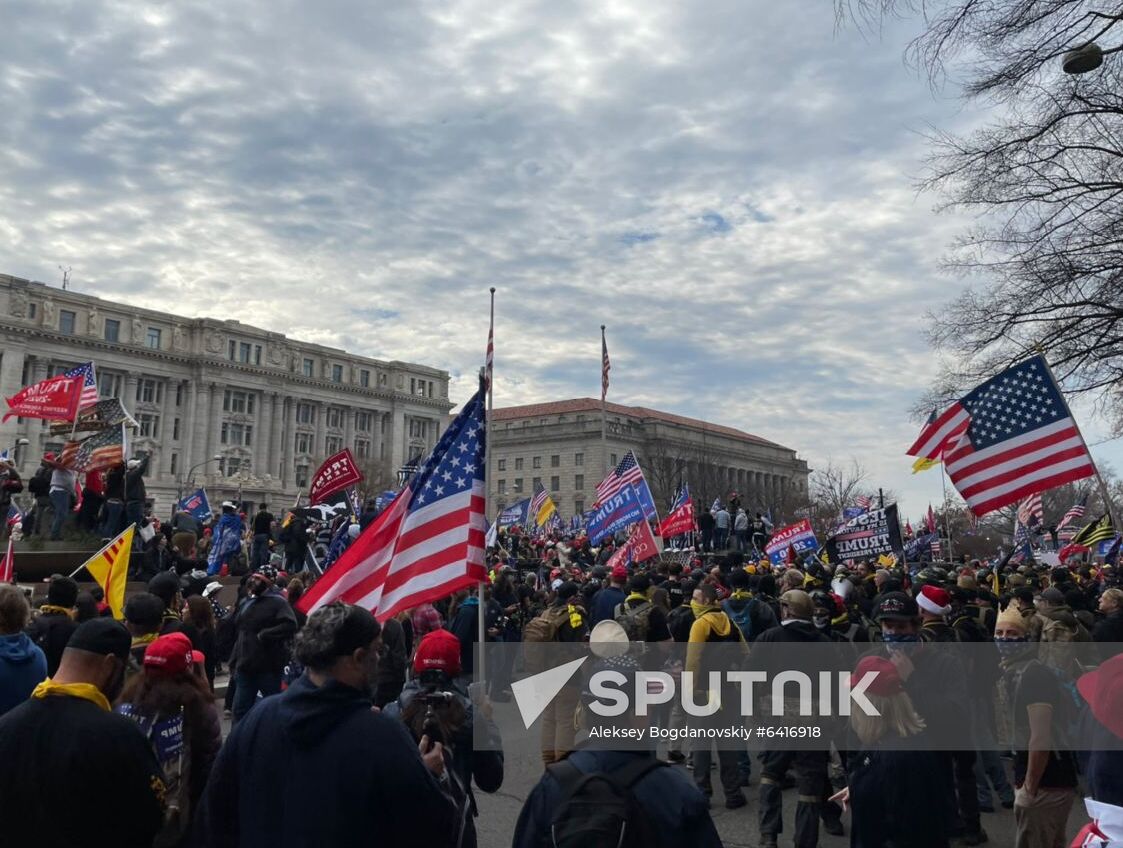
[917,584,951,616]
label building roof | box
[491,398,786,450]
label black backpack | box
[546,757,667,848]
[28,467,51,497]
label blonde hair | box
[1102,588,1123,609]
[849,690,926,746]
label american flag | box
[484,321,494,392]
[907,356,1095,517]
[58,424,126,472]
[296,386,487,622]
[63,362,99,410]
[671,483,690,511]
[1057,497,1087,540]
[1016,493,1043,528]
[926,504,937,535]
[600,326,610,402]
[855,495,872,510]
[931,537,942,559]
[530,482,557,527]
[596,450,644,505]
[5,504,21,528]
[0,537,12,583]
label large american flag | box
[855,495,872,510]
[297,386,487,622]
[484,321,494,392]
[595,449,644,505]
[63,362,99,410]
[907,356,1095,517]
[58,424,126,472]
[601,326,610,402]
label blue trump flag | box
[497,497,531,529]
[586,485,646,546]
[178,488,211,522]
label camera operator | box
[384,628,503,848]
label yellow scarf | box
[31,679,110,712]
[39,605,74,618]
[131,633,158,651]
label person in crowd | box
[512,651,723,848]
[917,584,958,642]
[589,564,628,625]
[73,590,100,623]
[124,453,150,530]
[194,602,456,847]
[26,574,79,676]
[47,456,77,540]
[411,600,444,643]
[698,506,715,552]
[994,602,1079,848]
[148,571,201,645]
[124,592,167,671]
[117,631,222,846]
[713,503,731,550]
[384,628,504,848]
[830,655,951,847]
[184,594,218,689]
[208,501,246,576]
[0,618,167,846]
[286,577,308,629]
[374,611,408,709]
[251,502,274,569]
[1093,588,1123,659]
[230,567,297,723]
[0,583,47,716]
[724,567,778,643]
[100,459,127,537]
[1076,652,1123,807]
[279,511,310,574]
[75,470,105,534]
[733,507,749,552]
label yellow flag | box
[535,494,557,527]
[912,457,940,474]
[82,526,135,620]
[877,553,897,568]
[990,570,1001,597]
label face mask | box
[812,615,830,630]
[881,633,919,644]
[994,636,1028,660]
[690,601,711,618]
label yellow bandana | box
[39,605,74,618]
[31,679,110,712]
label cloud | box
[3,0,1117,517]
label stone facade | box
[488,399,809,520]
[0,273,452,513]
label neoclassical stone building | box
[0,273,451,513]
[488,398,809,521]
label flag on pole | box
[484,320,494,392]
[3,373,84,422]
[297,384,487,622]
[601,327,610,402]
[58,424,127,472]
[907,355,1096,516]
[658,484,696,538]
[1071,514,1116,549]
[912,457,940,474]
[530,482,557,527]
[81,525,135,619]
[1017,493,1043,528]
[62,361,99,410]
[1057,497,1087,540]
[5,504,22,529]
[931,537,942,559]
[926,504,937,535]
[0,538,13,583]
[595,450,658,521]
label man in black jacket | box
[231,568,298,723]
[100,461,126,537]
[124,453,150,529]
[251,502,275,569]
[194,602,455,848]
[26,575,80,676]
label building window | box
[331,364,343,383]
[532,476,542,489]
[497,480,506,495]
[326,407,343,429]
[551,455,560,468]
[302,358,314,378]
[611,453,617,467]
[104,319,120,342]
[532,456,542,469]
[574,500,584,514]
[98,373,122,399]
[325,436,343,455]
[355,440,370,459]
[223,390,255,414]
[551,476,560,491]
[295,464,309,487]
[513,478,523,493]
[146,328,161,349]
[136,379,162,405]
[221,422,253,446]
[409,419,427,439]
[575,474,584,490]
[228,340,236,359]
[296,403,315,424]
[28,303,37,319]
[138,413,160,438]
[172,418,180,440]
[239,342,252,363]
[59,310,76,335]
[254,345,262,365]
[174,384,183,406]
[497,459,506,472]
[514,457,524,471]
[169,453,178,475]
[574,452,584,466]
[295,432,312,454]
[360,369,370,388]
[356,411,373,432]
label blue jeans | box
[252,533,271,568]
[714,528,729,550]
[100,500,124,538]
[232,669,283,722]
[974,720,1014,806]
[125,500,144,530]
[49,490,70,540]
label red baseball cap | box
[1078,654,1123,741]
[611,564,629,581]
[851,655,904,697]
[143,632,194,677]
[412,628,461,677]
[191,650,206,667]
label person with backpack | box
[994,602,1079,847]
[1036,586,1093,676]
[590,564,628,625]
[523,581,589,764]
[613,573,671,648]
[23,457,50,538]
[723,567,777,644]
[117,631,221,847]
[685,581,748,809]
[26,574,79,676]
[512,652,723,848]
[918,585,959,643]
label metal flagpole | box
[600,325,609,478]
[478,287,495,687]
[939,465,955,562]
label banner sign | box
[177,488,211,521]
[497,498,531,529]
[606,519,660,570]
[3,374,83,422]
[586,485,646,546]
[657,501,696,538]
[309,449,363,504]
[825,504,904,563]
[765,519,817,556]
[49,398,138,435]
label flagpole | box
[479,287,495,690]
[1038,355,1119,533]
[939,465,955,562]
[600,325,608,478]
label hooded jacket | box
[194,674,456,848]
[0,632,47,716]
[233,588,297,675]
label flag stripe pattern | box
[855,495,872,510]
[1058,498,1087,540]
[1016,493,1043,528]
[913,356,1095,516]
[297,387,487,622]
[58,425,126,472]
[485,323,494,391]
[601,330,610,402]
[595,450,643,505]
[63,362,99,410]
[1072,514,1116,548]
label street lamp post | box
[1,438,30,465]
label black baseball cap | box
[874,591,918,622]
[66,618,131,661]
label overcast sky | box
[3,0,1118,522]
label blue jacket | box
[193,673,456,848]
[0,632,46,716]
[589,586,626,625]
[512,749,721,848]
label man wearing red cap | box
[589,564,628,625]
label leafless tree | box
[839,1,1123,429]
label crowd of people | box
[0,491,1120,847]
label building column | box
[259,392,273,480]
[375,410,386,462]
[344,407,355,451]
[390,405,406,471]
[32,357,49,383]
[182,382,197,476]
[0,343,28,463]
[207,383,223,465]
[269,393,284,482]
[158,378,174,478]
[312,402,325,459]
